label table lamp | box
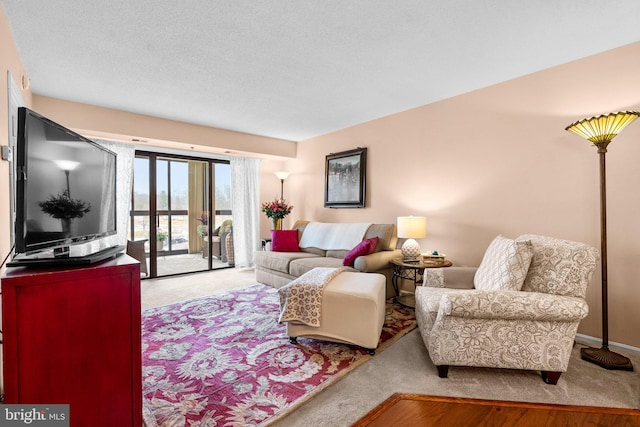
[397,216,426,261]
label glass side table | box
[391,257,452,308]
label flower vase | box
[61,218,72,237]
[272,218,282,230]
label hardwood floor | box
[354,393,640,427]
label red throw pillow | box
[270,229,300,252]
[343,237,379,267]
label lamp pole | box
[565,111,638,371]
[279,178,285,200]
[579,141,632,369]
[64,170,71,198]
[597,143,609,351]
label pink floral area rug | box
[142,283,415,427]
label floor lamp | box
[55,160,79,197]
[565,111,639,371]
[274,171,290,200]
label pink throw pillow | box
[271,229,300,252]
[343,237,379,267]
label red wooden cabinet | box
[2,255,142,427]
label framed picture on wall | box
[324,147,367,208]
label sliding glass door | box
[128,151,231,278]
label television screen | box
[14,107,117,256]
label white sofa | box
[255,220,401,298]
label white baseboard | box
[575,333,640,355]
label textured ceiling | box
[3,1,640,142]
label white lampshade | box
[397,216,426,260]
[54,160,80,171]
[397,216,426,239]
[274,171,290,181]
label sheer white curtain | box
[90,139,134,251]
[230,157,261,268]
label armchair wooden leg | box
[436,365,449,378]
[541,371,561,385]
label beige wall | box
[286,42,640,348]
[30,96,298,235]
[0,3,33,397]
[32,96,297,159]
[0,6,32,268]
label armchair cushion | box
[416,287,468,326]
[516,234,599,298]
[218,219,232,234]
[474,235,533,291]
[424,267,477,289]
[440,290,589,322]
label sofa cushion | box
[326,249,349,259]
[289,257,357,277]
[254,250,319,274]
[271,229,300,252]
[343,237,379,267]
[474,235,533,291]
[292,220,310,234]
[301,247,328,256]
[364,224,396,252]
[294,221,396,252]
[299,222,371,250]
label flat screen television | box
[9,107,121,266]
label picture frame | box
[324,147,367,208]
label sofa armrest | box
[423,267,477,289]
[354,249,402,272]
[440,290,589,322]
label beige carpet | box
[271,331,640,426]
[141,267,256,310]
[141,268,640,426]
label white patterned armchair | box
[415,234,599,385]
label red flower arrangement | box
[261,198,293,219]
